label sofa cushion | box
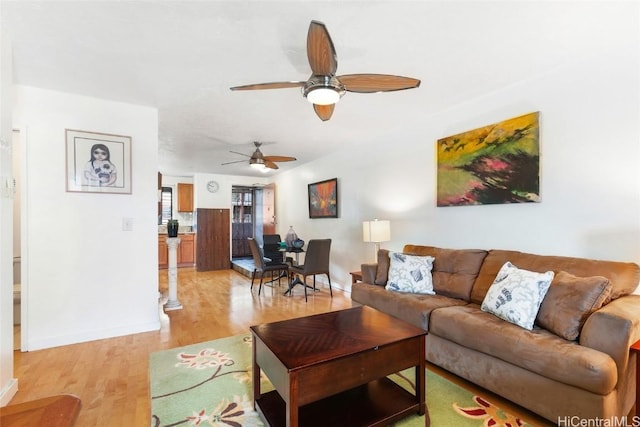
[536,271,612,341]
[374,249,390,285]
[351,282,466,330]
[470,249,640,305]
[403,245,488,301]
[386,252,435,294]
[430,304,618,395]
[481,262,554,330]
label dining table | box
[280,246,315,296]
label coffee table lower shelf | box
[255,376,425,427]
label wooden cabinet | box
[179,234,195,264]
[158,237,168,268]
[158,234,196,268]
[196,208,230,271]
[177,183,194,212]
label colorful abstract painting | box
[308,178,338,218]
[437,112,540,207]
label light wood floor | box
[9,267,553,426]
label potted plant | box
[167,219,179,237]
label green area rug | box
[150,334,533,427]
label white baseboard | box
[24,320,161,351]
[0,378,18,406]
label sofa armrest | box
[580,294,640,382]
[361,263,378,284]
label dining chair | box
[288,239,332,302]
[262,234,284,265]
[247,237,289,295]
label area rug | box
[150,334,533,427]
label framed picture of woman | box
[65,129,132,194]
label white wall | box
[0,16,17,405]
[193,173,269,210]
[13,86,160,351]
[274,2,640,292]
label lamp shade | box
[362,220,391,243]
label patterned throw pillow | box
[481,261,555,330]
[385,252,435,294]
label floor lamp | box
[362,219,391,261]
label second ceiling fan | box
[221,141,296,171]
[230,20,421,121]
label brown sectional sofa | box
[351,244,640,423]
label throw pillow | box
[385,252,435,294]
[481,261,554,330]
[536,271,612,341]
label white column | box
[164,237,182,311]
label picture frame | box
[66,129,132,194]
[308,178,338,219]
[436,111,540,207]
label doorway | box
[230,184,276,273]
[12,129,22,350]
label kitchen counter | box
[158,232,195,235]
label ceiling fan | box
[221,141,296,171]
[230,20,421,121]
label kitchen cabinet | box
[158,234,196,268]
[158,237,168,268]
[179,234,195,264]
[177,183,194,212]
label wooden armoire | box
[196,208,230,271]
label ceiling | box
[2,1,597,177]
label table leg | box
[417,335,427,422]
[287,374,299,427]
[252,336,260,409]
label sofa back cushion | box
[470,249,640,306]
[536,271,612,341]
[403,245,488,301]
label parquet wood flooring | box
[10,268,353,426]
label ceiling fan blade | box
[230,81,306,91]
[338,74,421,93]
[313,104,335,121]
[307,20,338,76]
[229,150,251,158]
[263,155,296,162]
[265,160,279,170]
[221,159,246,166]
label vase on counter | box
[285,226,298,248]
[167,220,179,237]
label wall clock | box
[207,180,219,193]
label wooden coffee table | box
[250,305,429,427]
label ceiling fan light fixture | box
[306,87,340,105]
[303,75,344,105]
[250,157,266,171]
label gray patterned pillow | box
[481,261,554,330]
[385,252,435,294]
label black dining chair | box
[247,237,289,295]
[262,234,284,265]
[288,239,332,302]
